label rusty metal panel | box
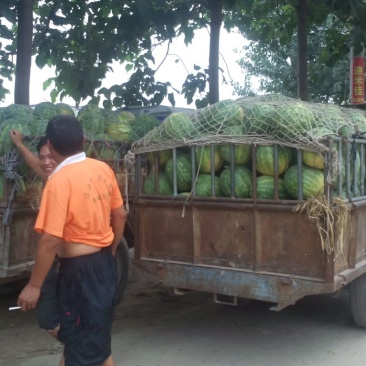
[138,201,194,262]
[148,262,338,304]
[0,209,39,278]
[255,207,331,279]
[193,205,255,269]
[136,197,366,295]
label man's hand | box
[17,283,41,312]
[9,129,24,147]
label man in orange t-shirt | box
[17,115,127,366]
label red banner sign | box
[352,56,365,104]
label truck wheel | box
[115,238,129,304]
[349,273,366,328]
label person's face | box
[39,145,57,176]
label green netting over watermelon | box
[132,95,366,155]
[131,94,366,184]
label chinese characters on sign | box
[352,56,365,104]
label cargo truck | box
[130,97,366,328]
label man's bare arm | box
[10,130,47,181]
[17,233,61,311]
[110,205,127,254]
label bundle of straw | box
[294,194,350,257]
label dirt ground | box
[0,249,209,365]
[2,249,366,366]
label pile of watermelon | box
[0,102,162,156]
[138,95,366,201]
[142,143,334,200]
[132,95,366,155]
[0,101,162,204]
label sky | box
[1,27,248,109]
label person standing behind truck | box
[16,115,127,366]
[10,130,61,339]
[10,130,57,183]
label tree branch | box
[33,0,60,45]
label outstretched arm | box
[10,130,47,181]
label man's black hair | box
[36,136,48,154]
[45,115,84,156]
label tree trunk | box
[208,0,224,104]
[14,0,34,105]
[296,0,308,101]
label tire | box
[115,238,130,304]
[349,273,366,328]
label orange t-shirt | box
[35,157,123,247]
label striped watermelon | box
[284,165,324,199]
[164,113,195,139]
[33,102,59,121]
[219,165,252,198]
[3,104,34,124]
[143,173,173,196]
[56,103,75,117]
[195,174,222,197]
[196,146,223,173]
[218,144,251,165]
[196,100,244,133]
[253,176,288,199]
[165,154,192,192]
[256,145,291,176]
[147,149,172,166]
[302,150,324,170]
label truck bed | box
[135,197,366,309]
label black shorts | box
[57,248,118,366]
[37,261,59,331]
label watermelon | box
[219,165,252,198]
[147,149,172,166]
[29,119,48,137]
[165,154,192,192]
[344,109,366,132]
[243,103,276,134]
[338,124,351,138]
[178,192,191,197]
[56,103,75,117]
[163,112,195,140]
[3,104,34,124]
[195,174,222,197]
[131,114,161,141]
[196,100,244,133]
[196,146,223,173]
[302,150,324,170]
[33,102,59,121]
[0,121,31,155]
[218,144,251,165]
[95,142,119,160]
[106,122,132,142]
[78,105,105,136]
[143,172,173,196]
[114,110,136,124]
[284,165,324,199]
[256,145,291,176]
[252,175,288,199]
[274,101,315,138]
